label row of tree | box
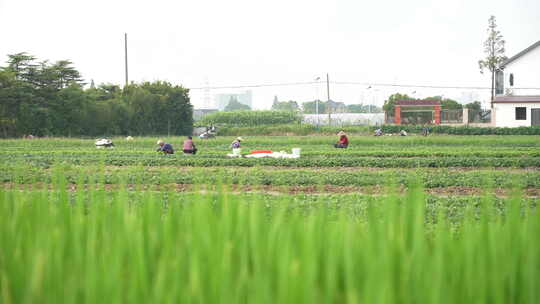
[271,97,383,114]
[268,95,479,115]
[0,53,193,138]
[382,93,482,113]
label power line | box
[188,80,540,91]
[188,81,318,90]
[333,81,492,90]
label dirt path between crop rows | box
[3,183,539,197]
[101,165,539,173]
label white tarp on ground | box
[303,113,385,126]
[227,148,301,159]
[244,151,300,159]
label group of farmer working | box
[157,133,349,155]
[156,128,422,154]
[156,137,243,154]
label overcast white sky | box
[1,0,539,109]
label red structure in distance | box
[393,100,441,125]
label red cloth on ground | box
[251,150,273,154]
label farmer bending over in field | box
[334,131,349,148]
[183,136,197,154]
[231,137,242,149]
[156,140,174,154]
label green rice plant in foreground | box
[0,185,539,303]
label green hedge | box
[215,124,540,136]
[379,125,540,135]
[200,110,302,126]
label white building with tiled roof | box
[493,40,540,127]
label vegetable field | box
[1,135,539,303]
[2,136,540,169]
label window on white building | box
[495,70,504,95]
[515,107,526,120]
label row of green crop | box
[3,135,539,148]
[1,186,539,303]
[3,148,539,158]
[6,155,539,168]
[3,166,540,188]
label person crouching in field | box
[334,131,349,148]
[156,140,174,154]
[231,137,242,149]
[183,136,197,154]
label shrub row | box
[210,123,540,136]
[378,125,540,135]
[216,124,372,136]
[200,110,302,126]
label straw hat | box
[237,137,243,141]
[157,139,164,145]
[337,131,346,136]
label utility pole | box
[124,33,129,87]
[314,77,321,127]
[326,73,331,125]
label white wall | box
[503,45,540,96]
[494,103,540,127]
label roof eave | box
[502,40,540,68]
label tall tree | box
[5,53,37,80]
[51,60,83,89]
[272,100,299,112]
[302,100,324,114]
[478,15,507,104]
[424,96,462,109]
[382,93,414,113]
[465,101,482,112]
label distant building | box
[215,90,252,111]
[388,100,442,125]
[492,96,540,127]
[494,40,540,127]
[326,100,347,113]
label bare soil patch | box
[4,183,538,197]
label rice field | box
[1,135,539,303]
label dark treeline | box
[0,53,193,138]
